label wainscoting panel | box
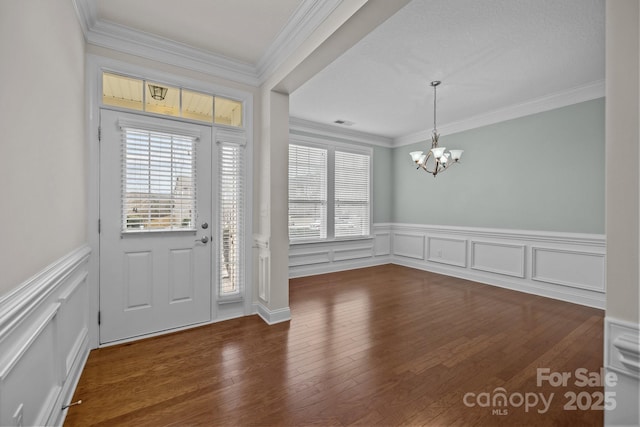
[427,236,467,267]
[373,232,391,257]
[289,227,391,278]
[333,245,374,262]
[471,241,526,278]
[0,245,91,427]
[388,224,605,308]
[393,233,425,260]
[531,247,605,292]
[289,250,331,267]
[288,223,605,308]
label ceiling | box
[90,0,605,141]
[95,0,302,65]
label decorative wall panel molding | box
[389,224,605,308]
[427,236,467,267]
[254,235,270,303]
[605,317,640,426]
[531,246,605,292]
[392,233,425,260]
[289,231,389,278]
[0,245,91,427]
[373,232,391,257]
[288,223,605,309]
[471,241,526,278]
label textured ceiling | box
[289,0,605,139]
[91,0,605,140]
[95,0,301,65]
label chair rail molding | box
[289,223,606,309]
[0,245,91,427]
[389,223,605,309]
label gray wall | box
[0,1,87,296]
[373,145,393,223]
[390,98,605,234]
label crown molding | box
[393,79,606,147]
[256,0,343,84]
[290,117,393,147]
[72,0,96,37]
[73,0,344,88]
[86,20,259,86]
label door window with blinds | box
[122,127,197,232]
[288,141,371,242]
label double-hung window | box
[288,144,328,240]
[288,139,371,243]
[335,150,370,238]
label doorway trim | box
[86,54,254,348]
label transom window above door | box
[102,72,243,127]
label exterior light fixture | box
[148,84,168,101]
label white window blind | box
[122,128,197,232]
[288,144,328,241]
[219,142,244,297]
[335,151,370,238]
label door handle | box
[195,236,209,244]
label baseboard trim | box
[392,256,605,309]
[254,303,291,325]
[289,224,606,309]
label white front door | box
[99,109,213,343]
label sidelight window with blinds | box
[122,127,197,232]
[218,136,245,298]
[288,141,371,242]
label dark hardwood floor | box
[65,265,604,426]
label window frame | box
[288,136,373,245]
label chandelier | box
[410,81,463,177]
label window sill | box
[289,235,374,246]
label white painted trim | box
[393,233,425,260]
[390,223,605,246]
[86,19,258,86]
[426,236,468,268]
[0,303,60,381]
[0,246,91,427]
[0,246,91,342]
[87,54,255,345]
[256,0,343,83]
[290,117,394,147]
[606,317,640,379]
[74,0,343,87]
[470,241,526,278]
[393,80,606,147]
[287,223,605,308]
[604,317,640,427]
[531,246,606,292]
[254,303,291,325]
